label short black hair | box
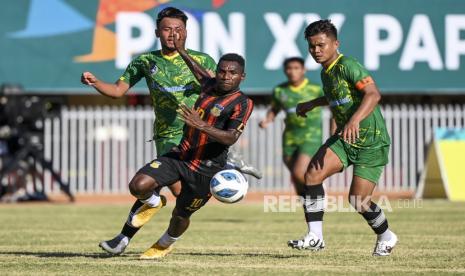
[218,53,245,72]
[304,19,338,40]
[156,7,188,27]
[283,57,305,68]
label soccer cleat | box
[140,242,174,260]
[130,195,167,228]
[99,234,129,255]
[372,231,398,256]
[287,232,325,251]
[227,150,263,179]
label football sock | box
[302,184,325,239]
[141,193,161,207]
[377,229,393,242]
[308,221,323,240]
[360,201,389,236]
[157,231,179,248]
[120,199,144,239]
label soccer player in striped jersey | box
[288,20,397,256]
[80,7,259,255]
[133,28,252,258]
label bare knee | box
[129,174,157,199]
[292,168,306,185]
[348,194,372,212]
[304,168,325,185]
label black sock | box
[360,201,389,235]
[120,199,144,239]
[302,184,325,222]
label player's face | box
[216,61,245,94]
[156,17,186,50]
[307,33,339,67]
[284,61,306,84]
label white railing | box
[40,104,465,194]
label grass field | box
[1,200,464,275]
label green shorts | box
[155,136,182,156]
[283,131,321,158]
[326,135,390,184]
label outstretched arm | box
[296,96,328,117]
[81,72,129,98]
[173,29,212,84]
[259,107,279,129]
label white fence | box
[39,104,465,194]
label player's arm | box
[173,30,212,84]
[81,72,129,98]
[296,96,328,117]
[259,89,281,129]
[178,104,242,146]
[259,107,279,129]
[342,81,381,143]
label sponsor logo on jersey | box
[210,104,224,117]
[150,161,162,169]
[329,97,351,107]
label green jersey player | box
[287,20,397,256]
[81,7,260,256]
[259,57,322,196]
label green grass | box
[1,200,465,275]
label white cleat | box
[373,232,398,256]
[287,232,325,251]
[99,234,129,255]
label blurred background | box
[1,0,464,202]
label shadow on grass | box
[176,251,308,259]
[0,251,139,259]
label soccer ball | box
[210,169,248,203]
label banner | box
[1,0,465,94]
[417,128,465,201]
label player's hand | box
[259,120,269,129]
[296,101,314,117]
[173,28,187,53]
[341,118,360,144]
[81,72,98,86]
[178,104,207,129]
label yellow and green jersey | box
[321,54,390,149]
[120,49,216,141]
[272,78,323,133]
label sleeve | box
[226,97,254,133]
[202,54,217,73]
[118,56,145,87]
[342,58,375,91]
[270,88,282,111]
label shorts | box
[283,130,321,158]
[155,136,182,156]
[138,153,213,218]
[325,135,390,184]
[283,140,321,158]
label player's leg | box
[227,149,263,179]
[288,137,345,250]
[99,156,180,255]
[290,153,311,196]
[100,139,182,254]
[140,171,211,259]
[351,166,397,256]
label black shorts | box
[138,153,213,218]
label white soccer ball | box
[210,169,248,203]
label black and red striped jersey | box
[177,87,254,176]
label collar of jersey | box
[161,51,181,60]
[289,78,309,92]
[325,54,344,73]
